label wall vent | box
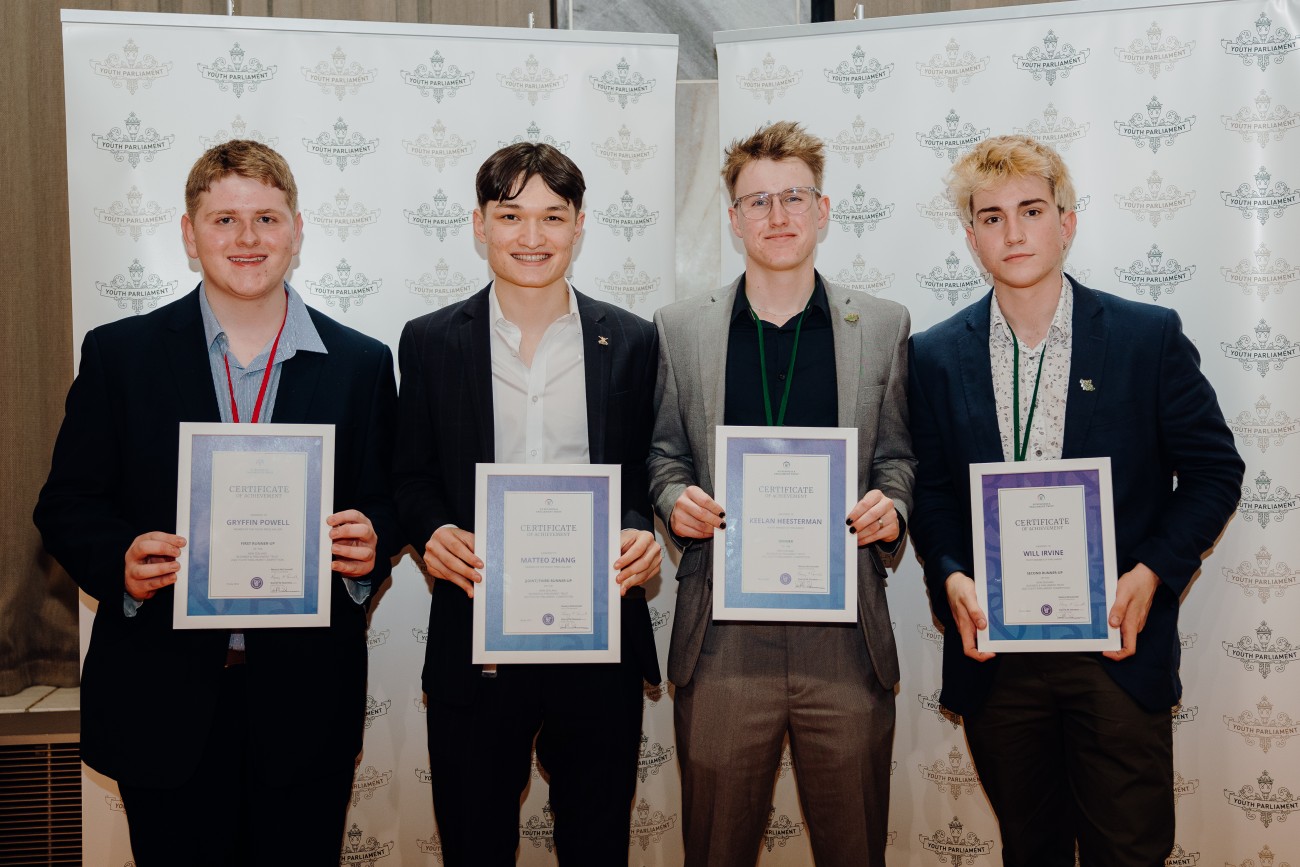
[0,742,81,865]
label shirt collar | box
[487,280,580,329]
[990,276,1073,347]
[199,282,326,365]
[730,272,831,325]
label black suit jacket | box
[394,285,661,704]
[34,288,399,788]
[908,279,1243,716]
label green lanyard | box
[751,304,809,427]
[1005,322,1047,462]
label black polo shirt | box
[724,274,838,427]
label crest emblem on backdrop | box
[499,54,567,105]
[301,46,376,100]
[589,57,655,108]
[1113,171,1195,227]
[403,190,472,242]
[90,39,172,93]
[1221,13,1299,70]
[917,38,989,92]
[407,260,474,308]
[1114,21,1194,79]
[1223,769,1299,828]
[197,43,277,98]
[1012,30,1090,85]
[823,45,894,97]
[95,259,176,315]
[1223,547,1299,602]
[1113,245,1195,303]
[1220,321,1299,379]
[303,189,380,243]
[594,259,659,310]
[306,259,381,313]
[1114,95,1196,153]
[92,112,174,168]
[1226,396,1299,452]
[403,121,476,170]
[1221,166,1299,225]
[737,53,802,103]
[918,252,987,306]
[401,50,474,101]
[1221,621,1297,677]
[1224,696,1297,753]
[591,125,657,174]
[302,118,379,171]
[592,191,659,241]
[1221,90,1298,148]
[94,187,174,242]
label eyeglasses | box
[732,186,821,220]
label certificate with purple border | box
[472,464,621,664]
[971,458,1120,652]
[713,426,858,623]
[174,422,334,629]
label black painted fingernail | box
[719,511,726,519]
[719,522,727,530]
[849,526,857,534]
[845,518,853,526]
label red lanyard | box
[223,292,289,424]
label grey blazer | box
[648,275,916,690]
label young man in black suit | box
[35,140,399,866]
[393,142,662,866]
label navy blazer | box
[908,278,1243,716]
[35,288,399,788]
[393,285,662,705]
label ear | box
[1060,207,1077,250]
[815,192,830,230]
[181,213,199,260]
[573,209,585,242]
[472,207,487,245]
[291,212,304,256]
[728,206,743,238]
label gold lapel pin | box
[1079,379,1095,392]
[844,312,860,324]
[598,335,610,346]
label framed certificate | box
[713,426,858,622]
[174,422,335,629]
[472,464,621,664]
[971,458,1120,652]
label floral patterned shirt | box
[990,278,1072,462]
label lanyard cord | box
[751,304,809,427]
[1006,321,1047,462]
[223,290,289,424]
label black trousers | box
[116,665,357,867]
[963,653,1174,867]
[426,661,645,867]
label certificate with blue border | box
[713,426,858,623]
[174,422,335,629]
[472,464,621,664]
[971,458,1120,652]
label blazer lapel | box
[162,289,221,423]
[1062,279,1106,456]
[826,283,863,428]
[576,291,611,463]
[272,310,325,424]
[461,286,496,461]
[699,279,739,436]
[958,292,1005,463]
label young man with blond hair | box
[908,134,1243,866]
[393,142,662,865]
[649,120,914,867]
[35,139,399,865]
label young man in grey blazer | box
[648,121,915,867]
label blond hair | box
[185,139,298,218]
[946,135,1076,225]
[721,121,825,200]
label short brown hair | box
[476,142,585,212]
[721,121,825,200]
[946,135,1077,225]
[185,139,298,218]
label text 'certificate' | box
[473,464,621,664]
[714,426,858,622]
[175,422,334,629]
[971,458,1119,652]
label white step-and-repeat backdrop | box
[716,0,1299,863]
[62,10,679,866]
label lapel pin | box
[1079,379,1095,392]
[844,312,860,324]
[598,335,610,346]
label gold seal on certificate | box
[174,422,335,629]
[713,425,858,623]
[970,457,1120,652]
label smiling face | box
[473,173,584,294]
[965,174,1076,299]
[728,158,829,279]
[181,173,302,306]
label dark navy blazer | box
[908,278,1243,716]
